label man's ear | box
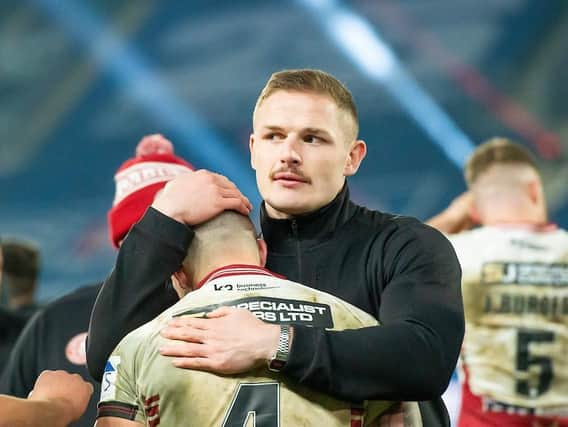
[257,238,268,267]
[344,140,367,176]
[469,202,481,225]
[527,180,541,205]
[173,269,191,291]
[249,134,257,170]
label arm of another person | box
[0,395,72,427]
[0,370,93,427]
[426,191,476,234]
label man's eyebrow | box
[304,128,332,137]
[260,126,332,138]
[261,125,286,132]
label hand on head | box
[428,191,478,234]
[152,170,253,225]
[445,191,477,232]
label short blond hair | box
[465,137,538,187]
[254,69,359,139]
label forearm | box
[426,192,475,234]
[285,319,461,402]
[87,208,192,380]
[0,396,71,427]
[426,211,464,234]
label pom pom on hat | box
[135,135,174,156]
[107,134,194,247]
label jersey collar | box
[487,222,558,232]
[196,264,284,290]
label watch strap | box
[268,324,290,372]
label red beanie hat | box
[108,134,194,247]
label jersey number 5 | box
[222,383,279,427]
[516,329,554,397]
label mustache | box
[270,168,311,183]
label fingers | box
[208,172,238,190]
[218,188,251,206]
[203,171,253,212]
[167,169,253,216]
[219,188,252,210]
[232,195,253,212]
[162,317,210,344]
[217,196,252,216]
[206,306,236,318]
[159,341,208,358]
[171,357,211,370]
[170,355,232,374]
[167,315,210,330]
[161,326,206,343]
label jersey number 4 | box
[222,383,279,427]
[516,329,554,397]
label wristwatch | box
[268,324,291,372]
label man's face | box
[250,90,364,218]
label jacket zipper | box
[291,220,302,281]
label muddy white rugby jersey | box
[97,265,393,426]
[449,225,568,416]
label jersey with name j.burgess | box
[449,225,568,416]
[98,265,393,426]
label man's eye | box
[265,133,284,140]
[304,135,319,143]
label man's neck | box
[482,211,547,227]
[193,257,261,289]
[264,198,337,220]
[264,204,296,220]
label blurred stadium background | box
[1,1,567,419]
[2,0,567,299]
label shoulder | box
[9,284,101,336]
[445,227,491,248]
[351,206,452,251]
[43,283,102,311]
[0,307,27,335]
[28,283,101,325]
[118,305,173,356]
[111,324,152,370]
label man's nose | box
[279,137,302,166]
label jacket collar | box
[260,183,356,252]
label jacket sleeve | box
[86,208,193,381]
[283,222,464,402]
